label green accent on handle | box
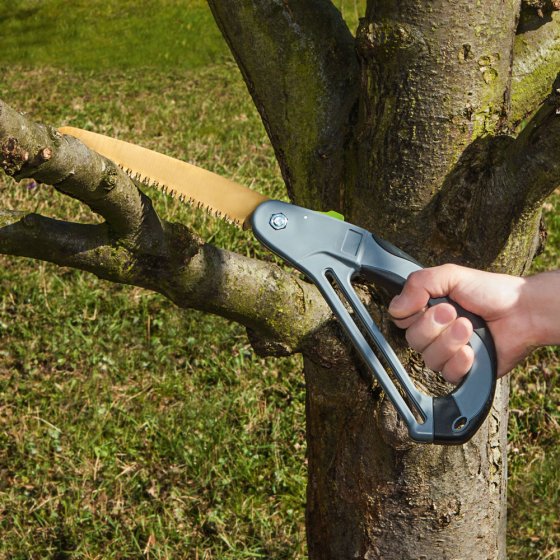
[321,210,345,221]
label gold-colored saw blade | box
[58,126,270,227]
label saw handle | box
[251,200,497,444]
[361,235,497,444]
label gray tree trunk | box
[206,1,560,558]
[304,359,509,558]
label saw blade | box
[58,127,270,227]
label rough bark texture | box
[304,357,510,560]
[353,1,521,255]
[2,1,560,558]
[206,0,360,211]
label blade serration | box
[58,127,269,228]
[125,166,240,225]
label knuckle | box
[405,327,427,352]
[460,344,475,364]
[439,263,458,273]
[438,263,460,277]
[404,329,417,349]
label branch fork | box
[0,99,332,357]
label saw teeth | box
[118,163,241,226]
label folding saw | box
[59,126,497,445]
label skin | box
[388,264,560,383]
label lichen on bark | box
[513,17,560,124]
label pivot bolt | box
[269,213,288,230]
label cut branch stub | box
[0,99,152,238]
[1,136,30,175]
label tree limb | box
[206,0,359,211]
[0,101,152,239]
[428,81,559,273]
[351,0,521,241]
[0,99,332,355]
[511,11,560,127]
[505,86,560,213]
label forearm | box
[524,270,560,348]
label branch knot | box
[1,137,29,176]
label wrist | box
[523,270,560,348]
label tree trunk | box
[207,1,559,558]
[298,4,519,557]
[304,359,509,559]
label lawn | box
[0,1,558,558]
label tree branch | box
[428,83,560,273]
[206,0,359,211]
[505,86,560,212]
[0,100,152,239]
[511,11,560,127]
[0,100,332,355]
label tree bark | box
[304,357,509,560]
[205,1,560,559]
[512,10,560,127]
[206,0,360,211]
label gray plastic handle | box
[251,200,497,444]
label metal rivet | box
[269,213,288,230]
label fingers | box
[388,265,476,384]
[392,301,474,384]
[391,309,425,330]
[420,317,473,380]
[441,345,475,384]
[404,303,457,350]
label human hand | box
[388,264,536,383]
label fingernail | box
[433,304,454,325]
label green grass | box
[507,194,560,560]
[0,0,364,72]
[0,62,307,558]
[0,270,307,557]
[0,0,230,71]
[0,1,558,558]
